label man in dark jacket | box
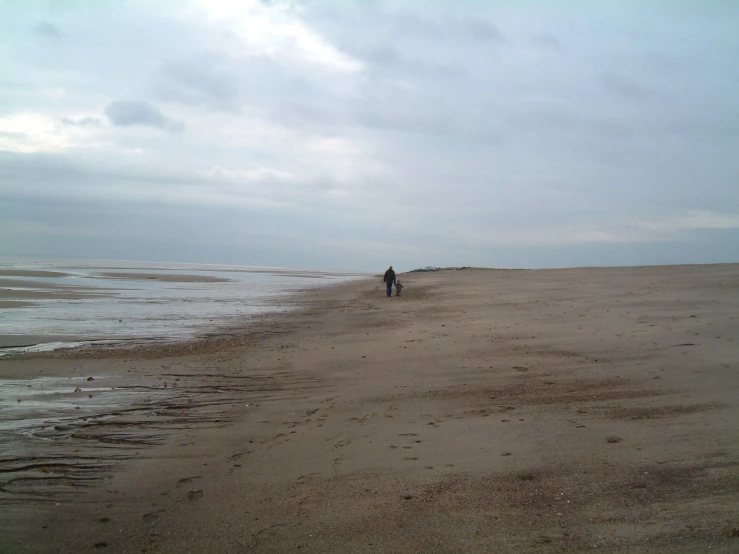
[383,266,396,297]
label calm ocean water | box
[0,257,366,356]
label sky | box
[1,0,738,272]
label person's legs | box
[386,282,392,297]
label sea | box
[0,257,367,356]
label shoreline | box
[2,265,738,553]
[0,260,369,359]
[0,277,375,362]
[0,271,371,359]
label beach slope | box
[1,264,738,553]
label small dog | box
[395,281,404,296]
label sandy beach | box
[1,264,738,553]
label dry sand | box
[1,264,738,553]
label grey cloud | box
[157,54,242,111]
[276,101,340,128]
[601,74,655,101]
[34,22,61,38]
[361,45,467,79]
[355,103,457,137]
[642,50,684,73]
[365,46,401,66]
[104,100,185,133]
[390,12,503,43]
[533,34,563,52]
[0,152,339,205]
[389,11,443,40]
[155,52,323,115]
[454,16,504,42]
[61,116,102,128]
[304,5,504,77]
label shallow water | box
[0,375,167,434]
[0,371,207,499]
[0,257,365,354]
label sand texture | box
[1,264,738,553]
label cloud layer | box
[105,100,185,133]
[1,0,738,270]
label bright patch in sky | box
[0,114,73,153]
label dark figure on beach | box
[383,266,396,297]
[395,281,404,296]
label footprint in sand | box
[177,476,203,485]
[187,489,203,501]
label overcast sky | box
[1,0,737,271]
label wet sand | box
[0,278,118,302]
[1,264,738,553]
[0,289,112,301]
[0,301,36,309]
[0,335,99,349]
[94,266,365,278]
[0,270,69,278]
[97,272,231,283]
[0,279,82,289]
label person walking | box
[383,266,396,297]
